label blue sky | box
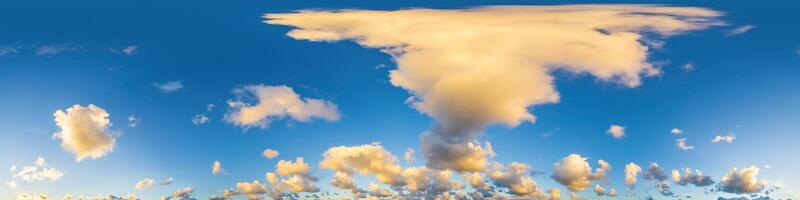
[1,0,799,199]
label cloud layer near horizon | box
[265,4,723,173]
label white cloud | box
[158,177,174,185]
[236,180,268,200]
[676,138,694,151]
[593,184,606,196]
[725,25,756,36]
[551,154,611,192]
[36,43,81,56]
[135,178,154,190]
[266,157,320,193]
[319,144,403,186]
[671,168,714,187]
[128,115,140,127]
[169,187,195,200]
[624,162,642,188]
[122,45,137,55]
[192,114,210,125]
[711,134,736,143]
[265,5,721,172]
[487,162,546,198]
[53,104,115,161]
[12,157,64,183]
[606,125,626,139]
[670,128,683,135]
[212,161,225,175]
[721,166,767,194]
[0,43,20,56]
[6,181,17,189]
[404,148,415,165]
[153,81,184,93]
[262,149,279,159]
[225,85,340,129]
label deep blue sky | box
[1,0,798,199]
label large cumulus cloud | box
[53,104,116,161]
[265,5,722,172]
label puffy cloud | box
[168,187,195,200]
[212,161,225,175]
[551,154,611,192]
[153,81,184,93]
[266,157,320,193]
[463,172,490,192]
[420,132,495,172]
[593,184,607,196]
[607,125,626,139]
[262,149,279,159]
[725,25,756,36]
[225,85,340,129]
[430,170,464,193]
[53,104,116,161]
[191,114,210,125]
[712,134,736,143]
[624,162,642,188]
[676,138,694,151]
[266,5,721,173]
[487,162,545,197]
[319,144,404,186]
[158,177,174,185]
[607,188,618,197]
[12,157,64,183]
[671,168,714,187]
[237,180,268,200]
[643,163,673,196]
[720,166,767,194]
[547,188,561,200]
[404,148,415,165]
[670,128,683,135]
[135,178,155,190]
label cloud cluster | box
[487,162,546,198]
[11,157,64,183]
[720,166,767,194]
[53,104,116,161]
[643,163,673,196]
[550,154,611,192]
[266,157,320,193]
[226,85,340,129]
[671,168,715,186]
[266,4,722,173]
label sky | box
[1,0,799,199]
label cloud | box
[266,157,320,193]
[154,81,184,94]
[168,187,196,200]
[225,85,340,129]
[551,154,611,192]
[643,163,673,196]
[11,157,64,183]
[681,62,696,72]
[128,115,140,127]
[122,45,137,55]
[319,144,404,186]
[53,104,116,161]
[676,138,694,151]
[487,162,545,198]
[36,43,81,57]
[606,188,617,197]
[158,177,174,185]
[671,168,714,187]
[404,148,415,165]
[607,125,626,139]
[191,114,210,125]
[212,161,225,175]
[725,25,756,36]
[720,166,767,194]
[262,149,279,159]
[0,43,21,56]
[670,128,683,135]
[265,5,722,173]
[593,184,606,196]
[711,134,736,143]
[236,180,268,200]
[625,162,643,188]
[135,178,155,190]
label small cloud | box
[11,157,64,183]
[676,138,694,151]
[135,178,154,190]
[711,134,736,143]
[404,148,415,165]
[192,114,210,125]
[262,149,279,159]
[212,161,225,175]
[763,165,771,169]
[153,81,184,93]
[158,177,173,185]
[225,85,340,129]
[0,43,21,57]
[374,64,388,70]
[36,43,81,57]
[6,181,17,189]
[681,62,695,72]
[606,125,626,139]
[128,115,140,127]
[122,45,137,55]
[725,25,756,36]
[670,128,683,135]
[206,104,215,112]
